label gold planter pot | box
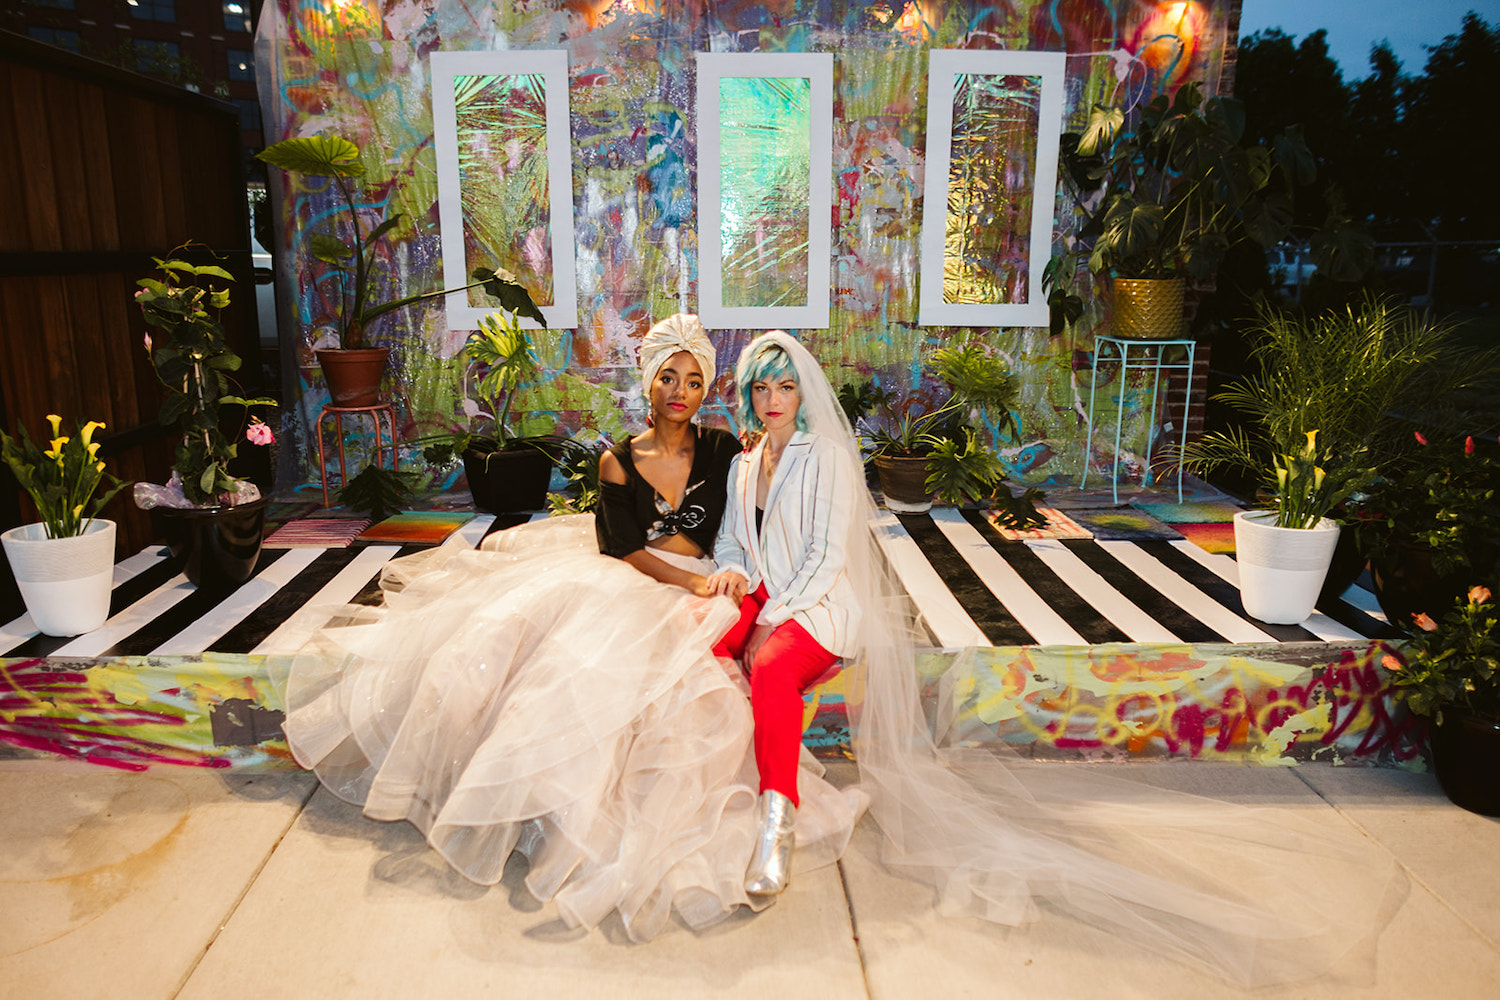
[1111,277,1186,339]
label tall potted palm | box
[255,135,543,405]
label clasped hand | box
[702,571,750,602]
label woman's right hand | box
[703,571,749,601]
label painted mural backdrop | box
[254,1,1234,490]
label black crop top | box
[595,425,741,559]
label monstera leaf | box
[256,135,364,177]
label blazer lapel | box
[761,431,809,521]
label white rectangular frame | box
[432,49,577,330]
[919,49,1065,328]
[696,52,832,330]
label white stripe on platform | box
[1026,539,1181,643]
[455,513,499,548]
[1337,582,1389,624]
[252,545,402,655]
[869,512,986,649]
[149,548,325,655]
[1099,540,1280,643]
[929,509,1085,645]
[50,574,196,656]
[1167,540,1366,641]
[0,546,173,654]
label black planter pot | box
[1318,524,1367,603]
[1369,541,1476,627]
[156,497,269,591]
[463,446,552,513]
[1428,707,1500,816]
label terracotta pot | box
[1112,277,1186,339]
[317,347,390,407]
[873,455,933,514]
[1428,707,1500,816]
[463,446,553,513]
[155,497,268,591]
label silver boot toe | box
[745,789,797,896]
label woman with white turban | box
[278,314,863,943]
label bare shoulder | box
[599,449,627,485]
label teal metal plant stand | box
[1081,335,1196,504]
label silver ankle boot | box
[745,790,797,896]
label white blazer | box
[713,430,861,658]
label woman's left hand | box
[704,571,750,601]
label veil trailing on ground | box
[750,331,1403,989]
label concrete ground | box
[3,757,1497,1000]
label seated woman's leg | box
[711,584,768,661]
[748,620,838,807]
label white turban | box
[639,314,715,398]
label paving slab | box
[0,760,317,1000]
[841,761,1500,1000]
[179,785,866,1000]
[1295,763,1500,948]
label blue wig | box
[736,342,809,433]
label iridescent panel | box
[454,73,553,306]
[718,77,811,309]
[943,73,1042,305]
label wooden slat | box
[77,85,121,252]
[8,63,62,252]
[0,66,27,254]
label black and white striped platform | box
[1,507,1391,663]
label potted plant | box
[1356,432,1500,627]
[135,251,280,590]
[421,306,567,513]
[1,416,130,636]
[1043,81,1371,339]
[865,344,1020,514]
[1386,585,1500,815]
[255,135,544,405]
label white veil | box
[746,331,1402,989]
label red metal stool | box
[317,402,398,508]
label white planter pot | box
[1232,510,1340,624]
[1,519,116,637]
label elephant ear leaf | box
[309,234,353,265]
[257,135,364,177]
[473,267,547,326]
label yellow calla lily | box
[46,414,62,436]
[80,420,105,446]
[1303,429,1318,455]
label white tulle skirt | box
[279,515,866,941]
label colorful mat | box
[263,518,371,548]
[1068,507,1182,541]
[357,511,475,545]
[1176,521,1237,554]
[985,507,1092,541]
[1136,500,1243,524]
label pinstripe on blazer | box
[712,430,862,658]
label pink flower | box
[1413,612,1438,632]
[245,419,275,446]
[1414,431,1428,446]
[1466,436,1475,455]
[143,332,152,353]
[1469,585,1492,605]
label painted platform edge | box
[0,638,1423,772]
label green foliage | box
[137,252,277,506]
[1356,434,1500,579]
[922,429,1005,507]
[869,344,1019,459]
[837,379,895,426]
[335,464,417,522]
[0,416,130,538]
[547,439,606,515]
[987,485,1049,531]
[256,135,544,349]
[1187,296,1493,527]
[1389,585,1500,724]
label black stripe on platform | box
[5,549,185,658]
[482,513,533,540]
[895,512,1034,645]
[97,549,293,657]
[1315,590,1398,640]
[1058,538,1227,643]
[960,509,1130,644]
[350,544,426,606]
[1134,540,1321,642]
[209,547,368,653]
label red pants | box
[713,584,839,807]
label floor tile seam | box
[168,778,322,998]
[836,858,876,999]
[1289,769,1500,954]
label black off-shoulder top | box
[595,425,741,559]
